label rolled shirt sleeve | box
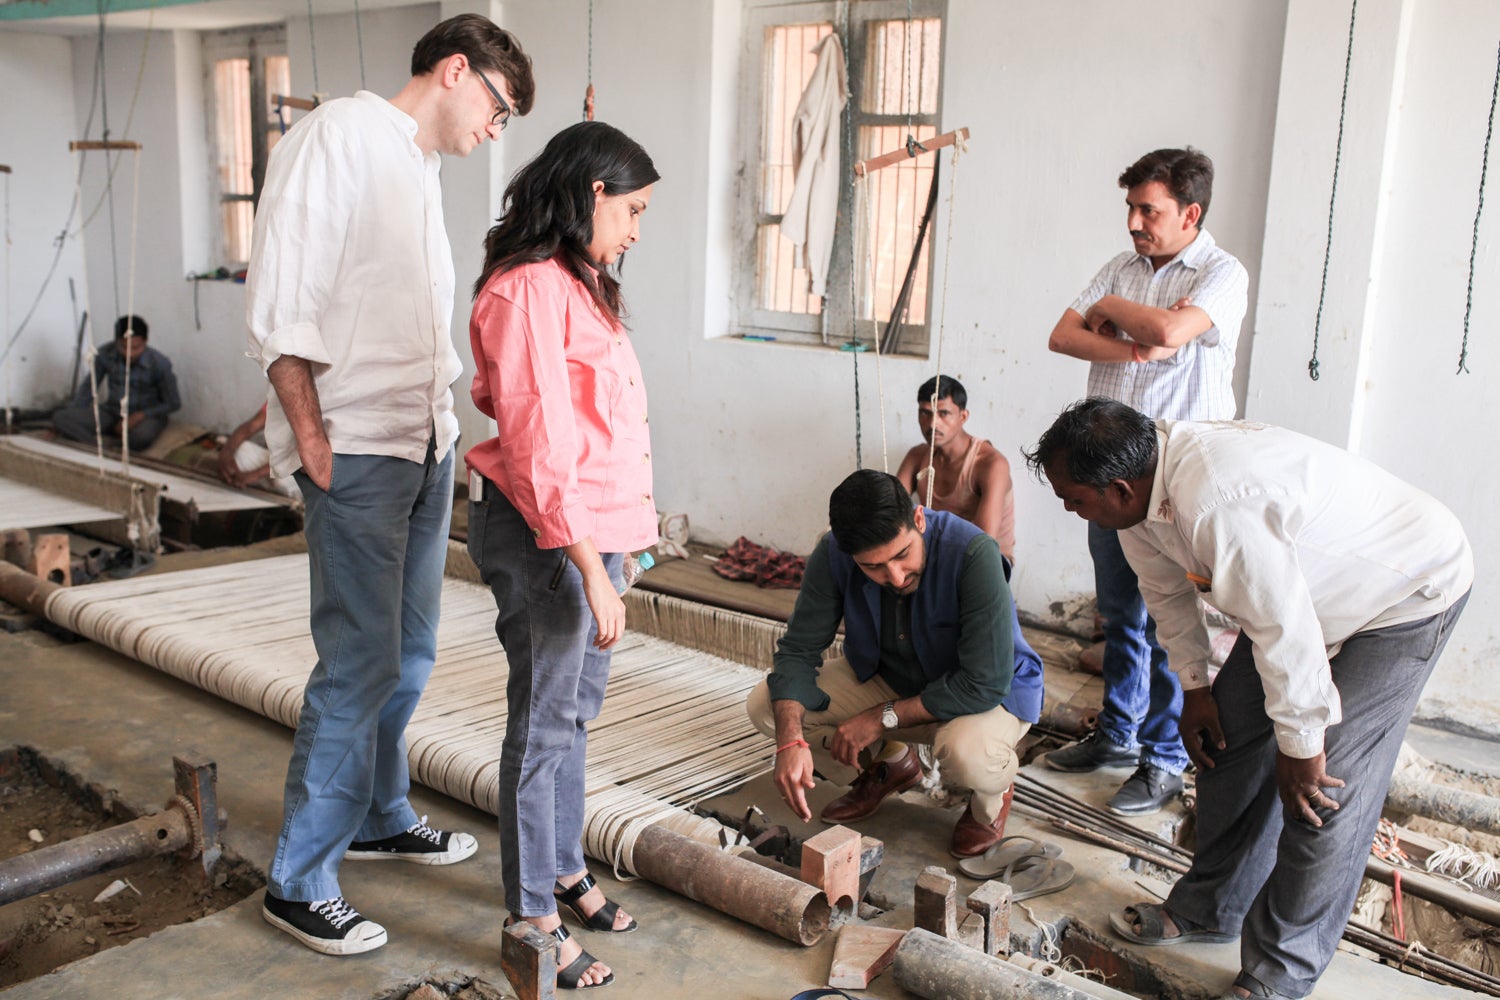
[245,116,353,373]
[470,277,595,548]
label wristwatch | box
[880,701,899,730]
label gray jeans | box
[468,480,623,917]
[1166,592,1469,998]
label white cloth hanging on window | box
[781,33,848,298]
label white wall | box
[0,32,89,412]
[6,0,1494,732]
[1252,0,1499,734]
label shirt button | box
[642,453,650,464]
[532,528,541,538]
[642,414,649,424]
[629,376,635,385]
[641,493,651,504]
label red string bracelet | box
[776,739,810,754]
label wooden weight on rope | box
[30,533,70,587]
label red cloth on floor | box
[712,536,805,590]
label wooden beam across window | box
[272,93,318,112]
[68,141,142,152]
[853,126,969,177]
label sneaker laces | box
[407,815,444,846]
[310,897,361,930]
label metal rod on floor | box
[1049,818,1190,875]
[1015,774,1193,858]
[1344,921,1500,996]
[0,808,192,907]
[630,824,831,946]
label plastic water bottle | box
[619,550,655,593]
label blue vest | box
[825,509,1044,724]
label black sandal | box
[554,873,637,933]
[504,916,614,990]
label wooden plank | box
[272,93,318,111]
[69,140,141,151]
[853,126,969,177]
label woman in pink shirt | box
[465,121,658,991]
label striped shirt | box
[1072,230,1248,420]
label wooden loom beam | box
[68,141,142,152]
[853,126,969,177]
[272,93,319,112]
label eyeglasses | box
[472,67,512,131]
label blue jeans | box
[1088,523,1188,773]
[268,441,454,902]
[1167,593,1468,998]
[467,481,622,917]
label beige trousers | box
[747,656,1029,824]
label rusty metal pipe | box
[0,559,60,617]
[893,928,1111,999]
[630,824,830,945]
[0,807,192,906]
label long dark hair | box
[474,121,659,324]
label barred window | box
[204,26,288,266]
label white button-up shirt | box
[1120,420,1473,758]
[246,92,462,478]
[1074,230,1248,421]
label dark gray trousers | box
[1166,593,1468,998]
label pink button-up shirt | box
[466,258,657,552]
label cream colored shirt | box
[245,92,462,478]
[1120,419,1473,758]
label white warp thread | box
[45,554,775,872]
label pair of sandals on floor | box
[954,834,1075,899]
[1112,903,1291,999]
[506,873,634,990]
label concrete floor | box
[0,589,1488,998]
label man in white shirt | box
[245,14,533,956]
[1044,148,1249,818]
[1026,399,1473,1000]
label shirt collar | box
[1135,227,1216,272]
[355,90,422,150]
[1145,423,1174,524]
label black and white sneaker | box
[344,815,478,865]
[262,892,387,955]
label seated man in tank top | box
[896,375,1016,562]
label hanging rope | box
[118,153,143,477]
[3,167,10,434]
[1309,0,1358,383]
[583,0,596,121]
[305,0,321,97]
[922,137,966,510]
[857,172,891,472]
[838,0,863,469]
[1459,40,1500,375]
[352,0,368,91]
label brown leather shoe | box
[950,784,1014,858]
[819,748,922,823]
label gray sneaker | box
[1044,729,1140,772]
[1107,763,1184,816]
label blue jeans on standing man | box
[467,479,623,918]
[268,440,454,902]
[1088,522,1189,774]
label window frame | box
[201,24,288,268]
[734,0,948,355]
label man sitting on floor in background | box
[217,405,297,496]
[747,469,1043,858]
[1026,398,1472,1000]
[896,375,1017,562]
[53,315,180,452]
